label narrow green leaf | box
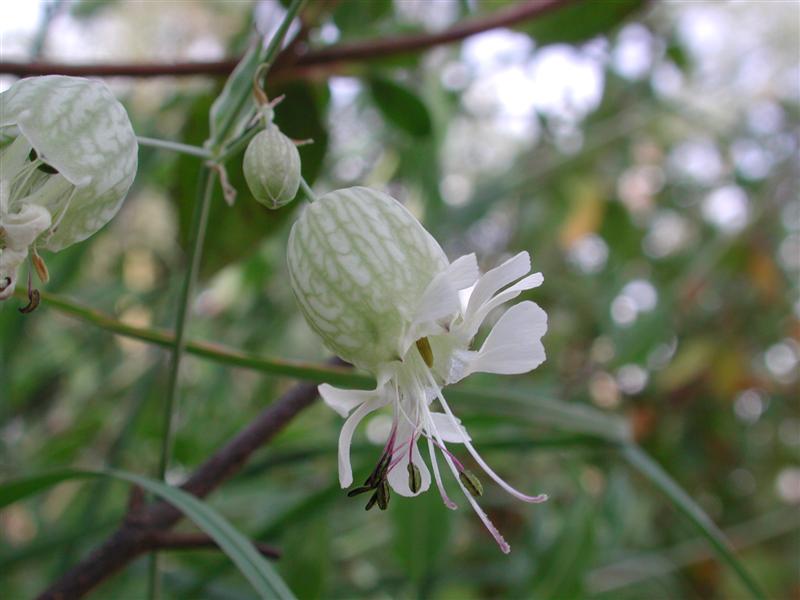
[621,444,767,600]
[208,0,305,149]
[368,75,433,138]
[0,469,296,600]
[209,40,261,148]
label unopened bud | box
[459,470,483,498]
[243,126,301,209]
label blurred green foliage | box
[1,1,798,599]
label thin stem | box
[149,169,216,599]
[0,0,578,79]
[217,124,263,164]
[299,177,319,203]
[158,171,215,477]
[16,287,372,388]
[137,136,212,159]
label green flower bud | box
[287,187,449,373]
[243,126,300,209]
[0,75,137,299]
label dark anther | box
[29,149,58,174]
[19,288,41,314]
[364,491,379,511]
[459,470,483,498]
[376,480,390,510]
[364,450,392,488]
[347,485,374,498]
[0,276,10,292]
[407,463,422,494]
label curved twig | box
[0,0,576,79]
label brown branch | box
[36,371,332,600]
[149,532,281,560]
[0,0,577,79]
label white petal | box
[413,253,478,324]
[428,412,471,443]
[2,204,51,251]
[465,251,530,320]
[468,301,547,376]
[319,383,376,418]
[386,418,431,497]
[337,398,385,488]
[462,271,544,339]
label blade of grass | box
[588,507,800,594]
[0,469,296,600]
[621,444,767,600]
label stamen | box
[415,336,434,367]
[28,149,57,174]
[19,269,40,314]
[428,437,466,472]
[426,436,457,510]
[424,364,548,505]
[347,485,374,498]
[424,400,510,553]
[376,480,390,510]
[31,248,49,284]
[459,470,483,498]
[407,463,422,494]
[364,492,379,511]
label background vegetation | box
[1,1,798,598]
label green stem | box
[158,170,215,477]
[137,136,212,159]
[216,124,263,164]
[20,288,371,388]
[299,177,319,202]
[148,169,216,600]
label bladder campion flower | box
[0,76,138,303]
[287,186,548,553]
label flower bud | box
[0,76,137,299]
[243,126,300,209]
[287,187,449,372]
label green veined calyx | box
[0,75,138,306]
[242,81,302,210]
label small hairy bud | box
[243,126,301,209]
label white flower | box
[287,186,548,553]
[0,76,138,301]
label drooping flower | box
[0,76,138,302]
[287,186,548,553]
